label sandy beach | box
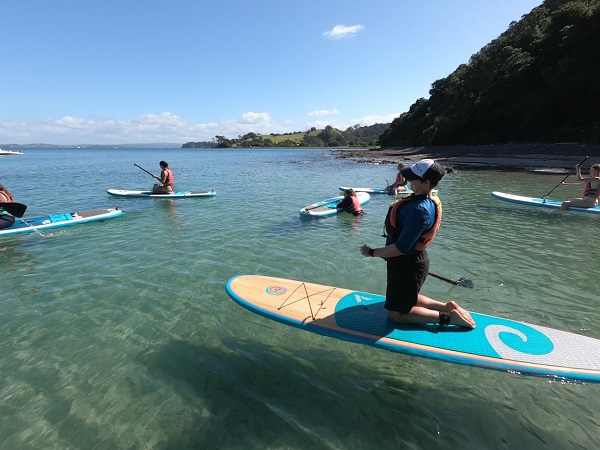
[335,143,600,171]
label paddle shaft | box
[134,163,158,179]
[542,155,589,199]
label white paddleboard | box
[0,209,123,236]
[491,191,600,215]
[300,192,370,218]
[107,188,216,198]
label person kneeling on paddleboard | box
[337,189,364,216]
[0,184,16,230]
[360,159,475,329]
[152,161,174,194]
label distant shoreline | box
[333,143,600,171]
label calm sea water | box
[1,148,599,449]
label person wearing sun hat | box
[360,159,475,329]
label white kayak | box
[107,189,216,198]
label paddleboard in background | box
[339,186,437,197]
[339,186,392,195]
[491,191,600,215]
[0,209,123,237]
[299,192,370,218]
[226,275,600,383]
[107,189,216,198]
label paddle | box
[0,202,27,218]
[429,271,474,288]
[303,198,343,212]
[134,163,159,180]
[542,155,589,201]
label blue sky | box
[1,0,542,145]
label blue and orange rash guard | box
[583,181,600,199]
[384,194,442,255]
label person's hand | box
[360,245,370,257]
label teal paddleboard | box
[0,209,123,236]
[226,275,600,384]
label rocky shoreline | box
[334,143,600,171]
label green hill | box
[182,123,389,148]
[379,0,600,147]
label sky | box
[0,0,543,145]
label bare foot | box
[445,301,476,329]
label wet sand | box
[334,143,600,171]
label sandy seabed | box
[335,143,600,172]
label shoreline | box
[334,143,600,171]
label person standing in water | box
[152,161,174,194]
[337,189,364,216]
[360,159,475,329]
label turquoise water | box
[1,148,599,449]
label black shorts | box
[385,251,430,314]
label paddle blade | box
[0,202,27,218]
[457,277,474,288]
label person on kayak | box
[0,184,16,229]
[152,161,174,194]
[337,189,364,216]
[560,163,600,210]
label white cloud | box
[308,109,340,117]
[239,111,272,125]
[0,111,399,145]
[323,24,364,39]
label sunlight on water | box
[1,148,599,448]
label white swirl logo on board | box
[485,324,554,361]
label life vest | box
[0,191,13,203]
[0,191,14,215]
[583,181,600,199]
[164,169,174,185]
[348,196,363,215]
[384,194,442,251]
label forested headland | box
[379,0,600,147]
[182,124,389,148]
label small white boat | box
[0,149,24,156]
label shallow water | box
[1,148,599,449]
